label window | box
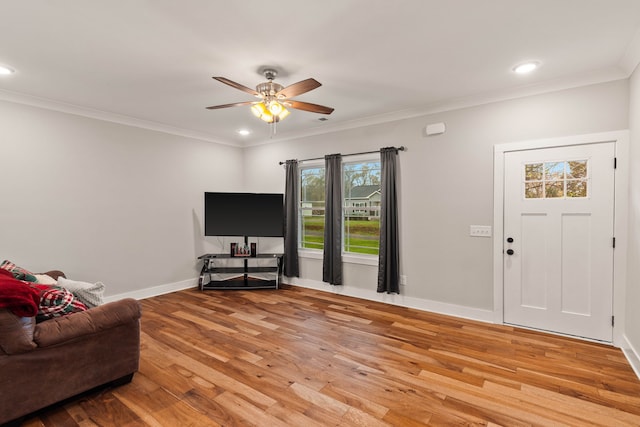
[524,160,588,199]
[343,160,381,255]
[300,166,325,250]
[299,158,381,255]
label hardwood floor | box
[21,285,640,426]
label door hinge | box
[613,237,616,248]
[614,157,617,169]
[612,316,615,327]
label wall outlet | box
[400,275,407,286]
[470,225,492,237]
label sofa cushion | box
[57,277,105,308]
[0,309,36,354]
[0,260,37,282]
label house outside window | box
[299,158,381,256]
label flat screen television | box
[204,192,284,237]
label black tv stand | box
[197,253,283,290]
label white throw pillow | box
[34,274,58,285]
[57,277,105,308]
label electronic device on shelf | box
[201,192,284,290]
[204,192,284,238]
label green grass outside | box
[301,217,380,255]
[303,217,380,234]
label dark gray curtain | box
[377,147,400,293]
[323,154,342,285]
[283,160,300,277]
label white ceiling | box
[1,1,639,147]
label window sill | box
[298,250,379,266]
[298,249,323,260]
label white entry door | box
[503,142,615,342]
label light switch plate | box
[470,225,492,237]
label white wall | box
[244,80,629,315]
[0,100,244,297]
[625,65,640,366]
[0,79,631,316]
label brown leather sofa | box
[0,271,141,425]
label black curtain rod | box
[278,146,405,165]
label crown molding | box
[0,88,240,147]
[620,27,640,76]
[246,67,628,147]
[0,65,630,150]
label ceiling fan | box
[206,69,334,125]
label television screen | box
[204,192,284,237]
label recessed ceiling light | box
[513,61,539,74]
[0,65,15,75]
[237,129,251,136]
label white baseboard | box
[103,278,198,303]
[102,276,491,324]
[621,334,640,381]
[284,277,495,324]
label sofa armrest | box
[33,298,141,348]
[0,310,36,354]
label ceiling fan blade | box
[284,100,334,115]
[212,77,260,97]
[276,78,321,99]
[206,101,256,110]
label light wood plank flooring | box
[21,285,640,426]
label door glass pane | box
[566,180,587,197]
[567,160,587,179]
[525,182,543,198]
[544,162,565,180]
[545,181,564,198]
[525,163,543,181]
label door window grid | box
[524,160,589,199]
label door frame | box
[493,130,629,345]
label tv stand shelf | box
[197,253,283,290]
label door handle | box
[506,249,515,255]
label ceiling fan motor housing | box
[256,81,284,98]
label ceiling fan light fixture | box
[268,101,283,115]
[250,100,290,124]
[259,109,275,123]
[251,102,266,118]
[278,108,290,121]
